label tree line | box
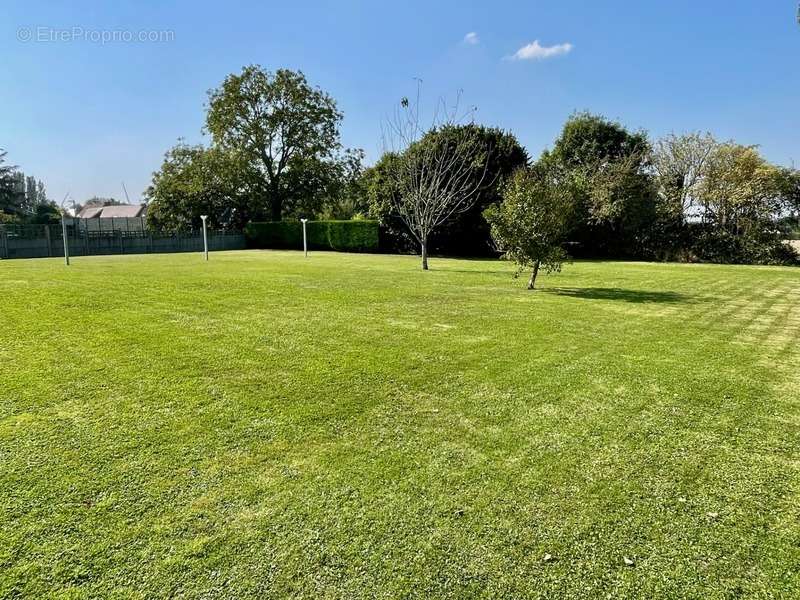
[485,117,800,286]
[6,63,795,275]
[0,149,135,225]
[108,65,800,274]
[0,151,61,225]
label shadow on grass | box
[544,287,693,304]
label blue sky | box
[2,1,798,205]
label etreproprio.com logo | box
[17,26,174,44]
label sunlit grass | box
[1,251,798,598]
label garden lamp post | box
[60,211,70,266]
[200,215,208,261]
[300,218,308,257]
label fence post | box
[301,218,308,257]
[61,216,70,266]
[44,225,52,257]
[200,215,209,260]
[0,226,7,259]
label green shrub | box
[245,220,378,252]
[688,223,799,266]
[244,222,302,249]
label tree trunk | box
[527,260,540,290]
[270,197,281,222]
[421,239,429,270]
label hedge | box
[244,221,302,249]
[245,220,379,252]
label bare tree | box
[651,132,719,219]
[382,86,492,269]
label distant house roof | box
[77,206,104,219]
[77,204,147,219]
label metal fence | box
[0,221,245,260]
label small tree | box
[382,91,492,269]
[484,165,576,289]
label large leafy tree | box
[316,148,368,220]
[651,132,718,220]
[205,66,343,221]
[543,113,656,256]
[484,162,577,289]
[697,143,794,234]
[781,167,800,214]
[145,143,262,231]
[549,112,648,170]
[9,172,47,215]
[647,132,720,257]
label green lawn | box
[1,251,799,599]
